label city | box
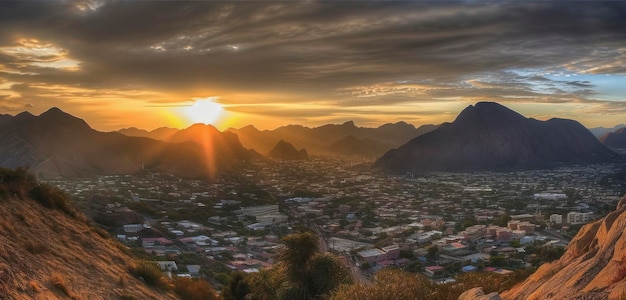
[46,157,626,292]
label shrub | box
[129,260,164,288]
[173,278,219,300]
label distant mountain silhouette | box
[0,108,252,179]
[166,123,261,160]
[325,135,390,158]
[375,102,621,173]
[226,121,437,157]
[118,126,178,140]
[599,128,626,149]
[589,124,626,138]
[268,140,308,160]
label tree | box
[222,272,251,300]
[248,232,351,300]
[427,245,439,261]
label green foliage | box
[0,167,83,220]
[173,278,219,300]
[30,183,83,220]
[222,272,251,300]
[248,232,352,300]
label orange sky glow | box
[1,1,625,131]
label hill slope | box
[0,169,176,299]
[375,102,620,173]
[501,195,626,300]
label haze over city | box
[1,0,625,131]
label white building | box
[534,193,567,201]
[549,214,563,224]
[567,212,593,225]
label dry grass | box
[0,192,179,300]
[50,272,77,299]
[28,281,41,293]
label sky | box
[0,0,625,131]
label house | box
[123,224,144,233]
[141,237,174,247]
[186,265,201,277]
[424,266,444,277]
[358,249,387,264]
[155,261,178,272]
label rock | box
[501,194,626,299]
[458,287,502,300]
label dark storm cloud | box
[1,0,625,106]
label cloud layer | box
[1,0,625,129]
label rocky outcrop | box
[500,194,626,299]
[458,288,502,300]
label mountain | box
[498,194,626,299]
[325,135,390,158]
[375,102,622,173]
[0,169,177,299]
[166,123,261,160]
[226,121,437,157]
[0,108,250,179]
[600,128,626,149]
[118,126,178,140]
[268,140,309,160]
[589,124,626,138]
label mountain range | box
[589,124,626,138]
[375,102,622,173]
[0,108,252,179]
[226,121,437,158]
[600,128,626,150]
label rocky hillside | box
[498,194,626,300]
[375,102,621,173]
[0,169,177,299]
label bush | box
[173,278,219,300]
[129,260,165,288]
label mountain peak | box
[342,120,356,127]
[375,102,621,173]
[454,102,526,126]
[37,107,92,130]
[42,106,65,115]
[268,140,308,160]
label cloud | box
[0,0,625,128]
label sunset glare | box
[181,98,224,126]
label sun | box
[182,98,224,126]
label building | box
[357,245,401,264]
[549,214,563,224]
[567,212,594,225]
[122,224,144,233]
[424,266,444,277]
[533,192,567,201]
[382,245,400,260]
[358,248,387,264]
